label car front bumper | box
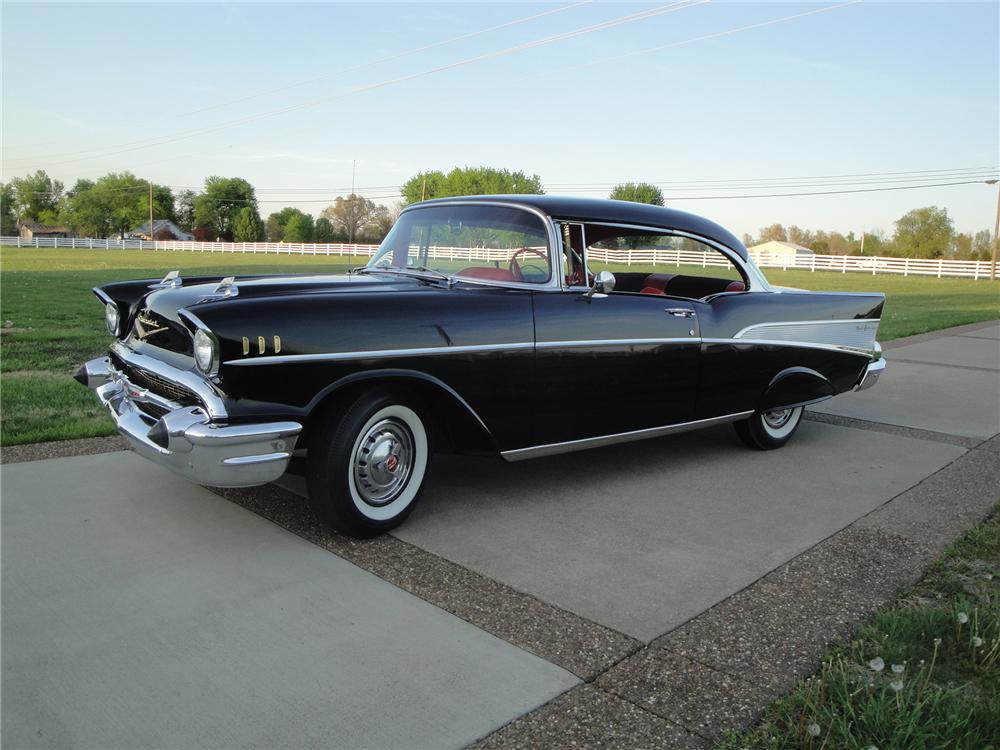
[76,356,302,487]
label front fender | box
[758,367,835,412]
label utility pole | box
[421,176,427,201]
[351,160,356,196]
[860,230,865,255]
[148,182,154,245]
[990,179,999,281]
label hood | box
[129,272,421,353]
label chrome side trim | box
[536,337,696,349]
[702,337,873,358]
[733,318,879,353]
[110,340,228,419]
[227,342,535,366]
[501,411,754,461]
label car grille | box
[116,359,200,406]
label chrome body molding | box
[501,411,754,461]
[110,340,228,418]
[229,337,702,366]
[227,342,536,366]
[733,318,880,354]
[702,337,874,358]
[77,355,301,487]
[855,357,887,391]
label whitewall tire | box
[734,406,804,450]
[307,390,430,537]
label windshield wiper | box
[405,265,452,283]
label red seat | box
[642,273,675,292]
[456,267,517,281]
[640,286,665,296]
[725,280,746,292]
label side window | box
[560,223,587,287]
[585,227,747,299]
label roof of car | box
[412,194,748,260]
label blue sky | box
[2,1,998,238]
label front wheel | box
[306,390,430,537]
[733,406,804,450]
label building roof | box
[747,240,815,254]
[19,220,71,233]
[411,194,749,260]
[132,219,194,239]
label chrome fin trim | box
[733,318,880,353]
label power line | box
[1,0,706,169]
[657,180,995,201]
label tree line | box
[1,168,991,259]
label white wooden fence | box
[2,236,996,280]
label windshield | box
[366,204,552,284]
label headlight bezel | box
[192,328,219,377]
[105,302,120,336]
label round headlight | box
[193,329,216,374]
[105,302,119,336]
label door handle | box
[665,308,695,318]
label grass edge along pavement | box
[1,246,998,446]
[715,504,1000,750]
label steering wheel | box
[509,247,550,283]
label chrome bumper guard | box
[76,356,302,487]
[855,356,886,392]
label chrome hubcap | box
[353,418,414,506]
[762,408,793,429]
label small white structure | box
[129,220,195,241]
[748,240,815,257]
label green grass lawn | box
[0,247,997,446]
[717,505,1000,750]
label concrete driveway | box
[3,320,997,748]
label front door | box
[530,291,701,447]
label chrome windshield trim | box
[110,340,228,419]
[701,337,874,358]
[502,410,754,461]
[227,342,535,366]
[392,200,562,291]
[536,337,696,349]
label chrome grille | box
[117,359,199,406]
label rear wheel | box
[306,390,430,537]
[734,406,804,450]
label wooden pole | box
[990,180,999,281]
[149,182,154,246]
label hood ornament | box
[153,270,182,288]
[214,276,238,298]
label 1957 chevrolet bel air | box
[77,195,885,536]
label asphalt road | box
[3,320,998,749]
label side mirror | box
[582,270,616,301]
[594,270,616,293]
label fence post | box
[841,255,847,274]
[937,259,943,278]
[872,256,876,275]
[627,248,632,267]
[904,257,910,277]
[16,236,20,247]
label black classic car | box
[78,196,886,536]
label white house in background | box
[747,240,815,257]
[129,219,195,241]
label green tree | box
[64,172,173,238]
[0,183,17,235]
[266,207,309,241]
[193,176,257,240]
[313,217,337,242]
[9,169,64,222]
[971,229,992,260]
[400,166,543,204]
[609,182,664,206]
[893,206,954,258]
[283,212,314,242]
[233,206,264,241]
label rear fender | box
[758,367,835,411]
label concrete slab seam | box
[803,411,981,448]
